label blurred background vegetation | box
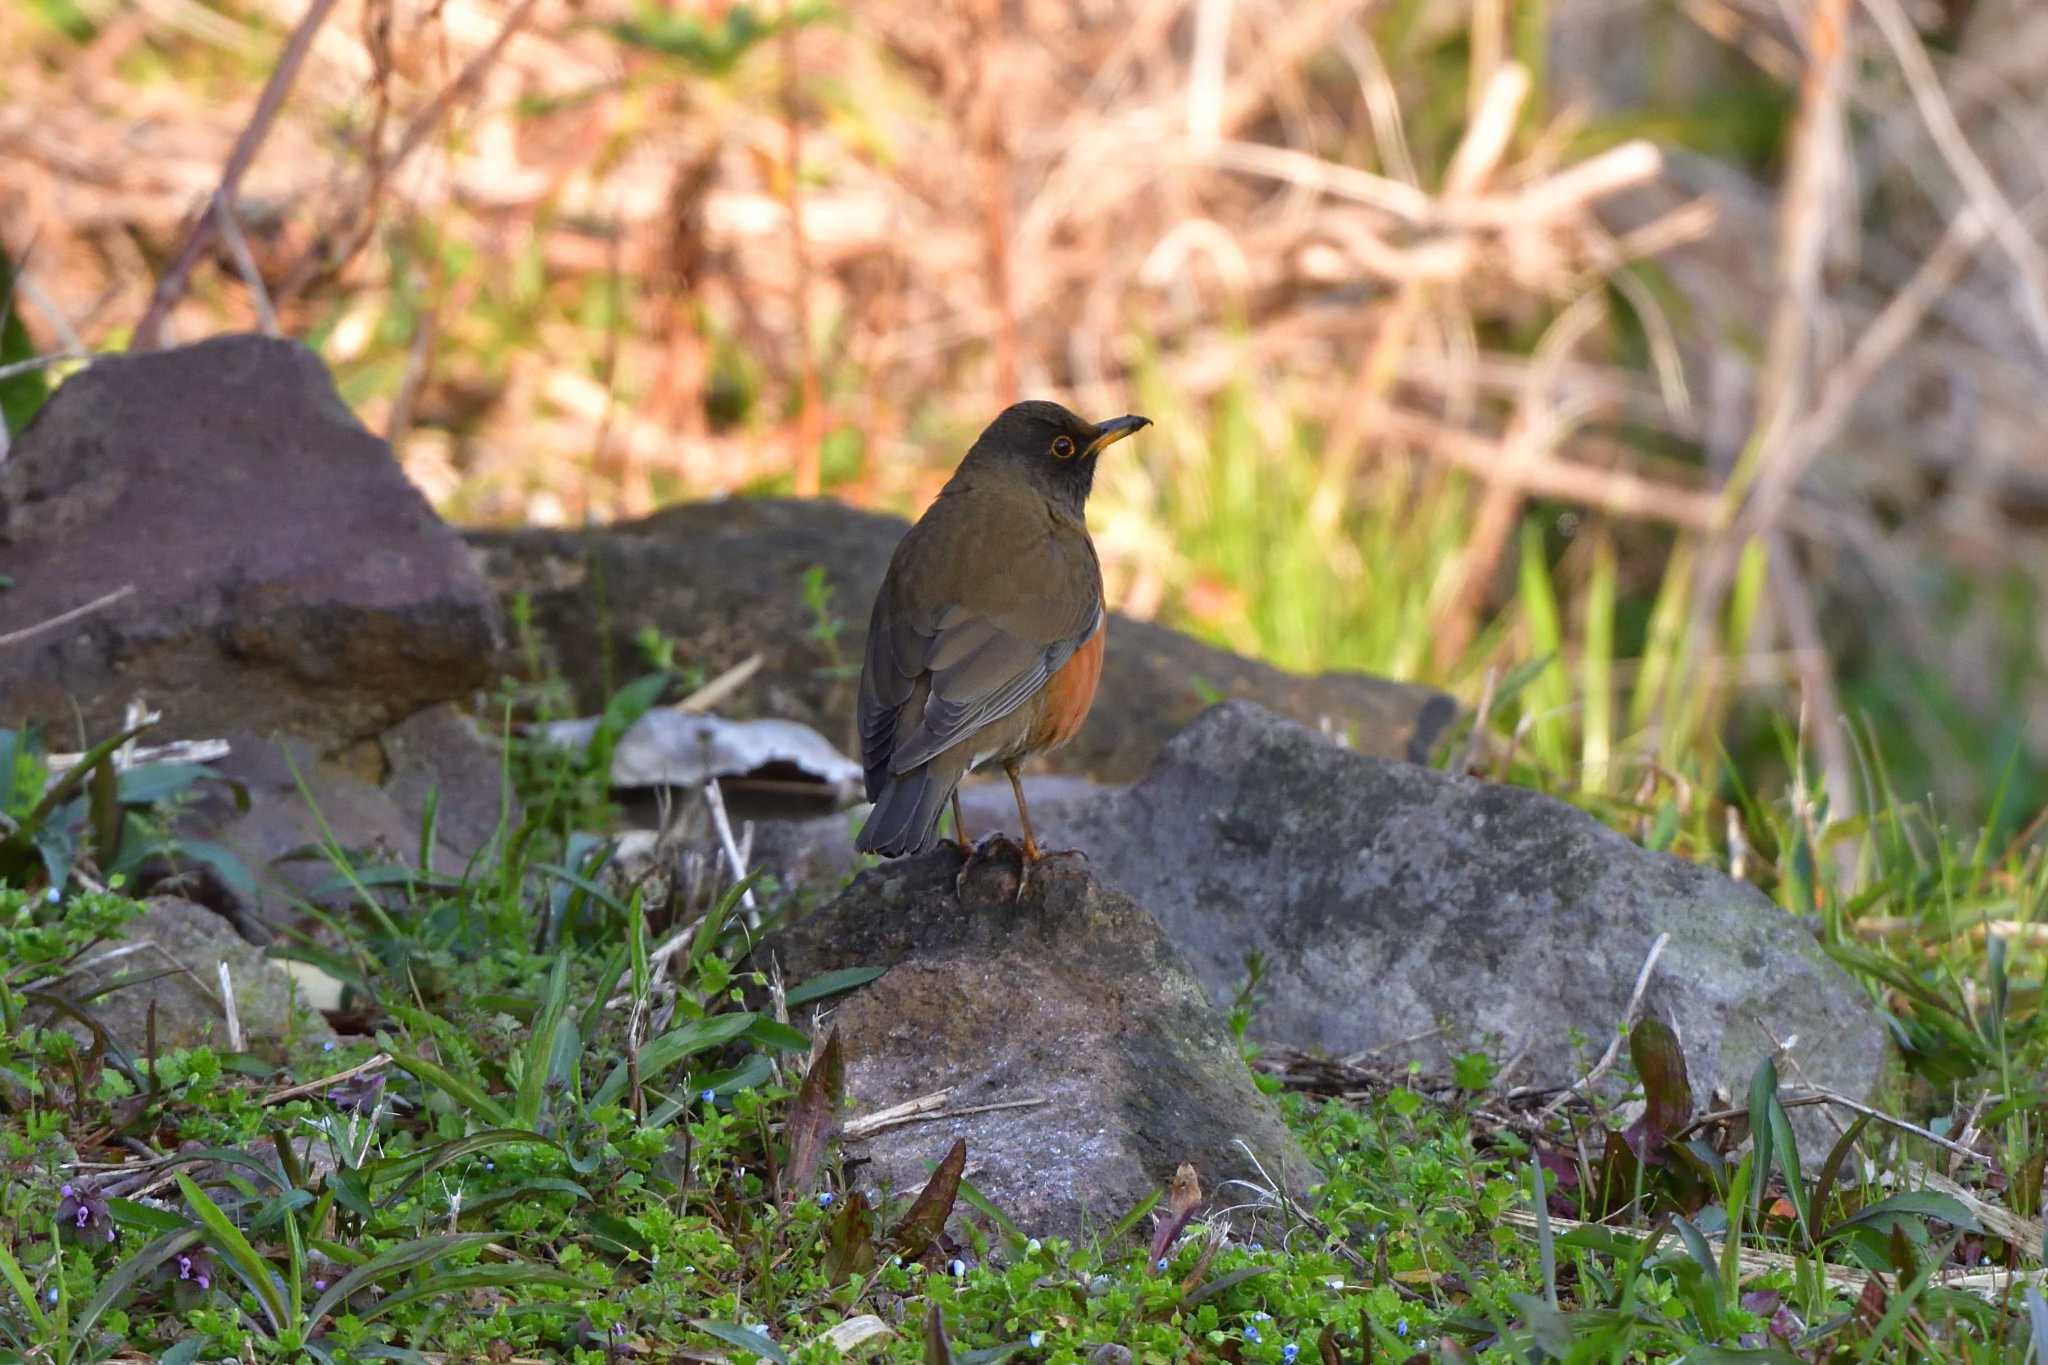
[4,0,2047,852]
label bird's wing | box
[858,501,1101,791]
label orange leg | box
[950,788,972,855]
[1004,762,1042,862]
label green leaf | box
[955,1175,1028,1253]
[1829,1191,1982,1238]
[515,954,574,1128]
[353,1263,590,1323]
[698,1320,791,1363]
[306,1232,496,1329]
[1746,1057,1777,1221]
[745,1016,811,1053]
[389,1051,510,1126]
[785,966,885,1007]
[591,1011,757,1108]
[116,762,243,808]
[373,1130,557,1211]
[175,1172,287,1334]
[1763,1083,1810,1245]
[1181,1266,1272,1306]
[0,1239,49,1336]
[1103,1189,1161,1246]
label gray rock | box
[748,772,1108,896]
[1032,703,1888,1130]
[160,721,510,934]
[0,334,502,749]
[51,896,336,1059]
[465,498,1455,784]
[377,703,518,864]
[765,851,1315,1241]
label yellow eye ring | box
[1051,435,1077,460]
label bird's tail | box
[855,765,955,856]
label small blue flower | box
[46,1287,58,1304]
[1029,1331,1044,1348]
[701,1089,718,1104]
[321,1040,336,1052]
[1244,1324,1261,1344]
[1155,1257,1168,1271]
[1396,1319,1408,1337]
[1026,1238,1042,1255]
[1252,1312,1271,1322]
[483,1159,495,1171]
[751,1323,770,1336]
[817,1191,834,1207]
[46,888,61,904]
[948,1258,966,1278]
[1248,1241,1263,1252]
[313,1278,327,1291]
[1283,1347,1299,1364]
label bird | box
[854,400,1151,866]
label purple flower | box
[176,1249,214,1291]
[56,1181,113,1245]
[326,1070,387,1116]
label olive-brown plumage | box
[855,400,1150,859]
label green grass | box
[3,644,2047,1362]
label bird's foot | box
[954,833,1027,900]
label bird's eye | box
[1051,435,1077,460]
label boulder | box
[51,896,337,1059]
[765,850,1315,1241]
[0,334,502,750]
[465,498,1454,784]
[1021,703,1886,1129]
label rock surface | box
[52,896,336,1058]
[466,498,1455,783]
[765,850,1316,1240]
[1023,703,1885,1127]
[0,334,502,749]
[162,716,513,935]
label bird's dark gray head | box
[956,399,1151,514]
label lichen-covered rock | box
[764,850,1315,1240]
[465,498,1455,783]
[1042,702,1888,1135]
[0,334,501,748]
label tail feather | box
[856,765,955,856]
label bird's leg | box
[1004,762,1043,862]
[950,788,972,855]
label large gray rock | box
[0,334,502,749]
[765,851,1315,1241]
[50,896,336,1059]
[1029,703,1886,1122]
[465,498,1455,784]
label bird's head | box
[960,400,1151,512]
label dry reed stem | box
[131,0,341,348]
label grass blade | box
[175,1172,287,1334]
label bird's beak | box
[1084,414,1152,458]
